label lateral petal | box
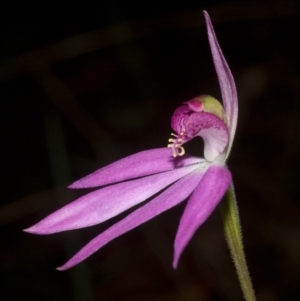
[69,148,201,188]
[57,166,208,270]
[25,164,200,235]
[173,164,232,268]
[204,11,238,157]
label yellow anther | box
[167,132,186,157]
[168,144,177,157]
[177,147,185,156]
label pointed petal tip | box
[203,10,210,22]
[23,223,55,235]
[23,226,39,234]
[173,244,185,270]
[67,179,91,189]
[67,182,79,189]
[56,266,66,271]
[56,259,74,271]
[56,259,78,271]
[172,257,179,270]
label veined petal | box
[57,166,208,270]
[204,11,238,157]
[69,148,201,188]
[25,164,200,235]
[173,164,232,268]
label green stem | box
[220,185,257,301]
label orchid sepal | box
[205,11,256,301]
[56,167,208,270]
[204,11,238,158]
[173,164,232,268]
[68,148,202,189]
[24,163,201,235]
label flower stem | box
[220,185,257,301]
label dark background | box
[1,0,300,300]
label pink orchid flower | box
[25,11,238,271]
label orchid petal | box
[25,164,200,235]
[69,148,201,188]
[173,164,232,268]
[57,167,208,270]
[204,11,238,156]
